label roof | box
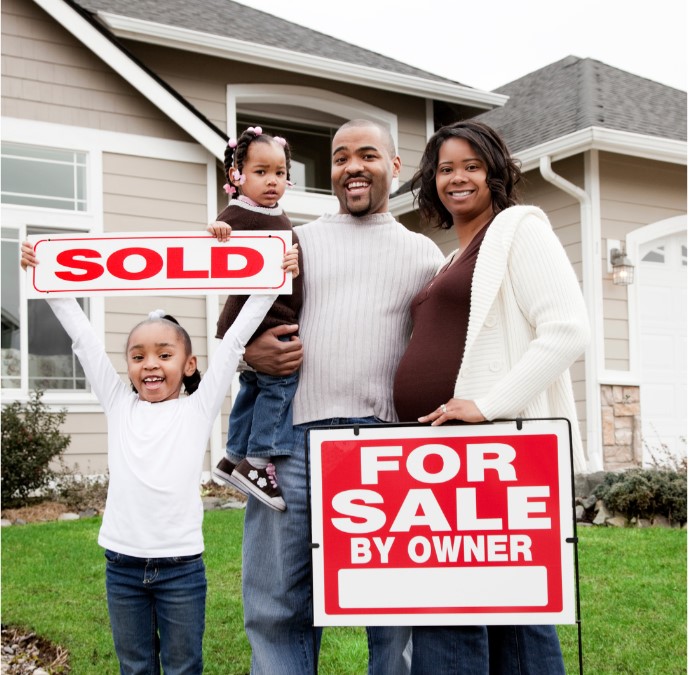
[76,0,456,83]
[32,0,503,162]
[473,56,687,154]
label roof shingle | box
[474,56,687,153]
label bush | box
[1,390,71,508]
[54,463,109,512]
[592,467,687,525]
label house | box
[467,57,687,471]
[2,1,686,477]
[1,0,504,476]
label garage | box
[637,228,687,463]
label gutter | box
[539,155,603,472]
[517,128,686,171]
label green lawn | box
[1,511,686,674]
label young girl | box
[207,126,302,512]
[20,242,297,674]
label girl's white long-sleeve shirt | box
[48,294,275,558]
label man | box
[241,119,443,674]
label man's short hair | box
[336,119,397,158]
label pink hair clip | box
[232,170,246,186]
[273,136,287,147]
[223,184,236,195]
[228,139,237,149]
[286,180,294,188]
[246,126,262,136]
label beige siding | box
[599,153,687,370]
[392,102,429,181]
[103,153,208,232]
[59,413,109,474]
[1,0,189,140]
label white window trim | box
[2,130,103,406]
[226,85,399,220]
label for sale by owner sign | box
[309,420,576,626]
[26,231,293,298]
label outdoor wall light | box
[609,247,635,285]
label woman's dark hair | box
[224,127,292,198]
[127,314,201,395]
[412,120,522,229]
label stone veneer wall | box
[601,385,642,470]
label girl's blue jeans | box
[226,367,299,462]
[104,550,206,675]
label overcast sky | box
[235,0,688,92]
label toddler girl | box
[208,126,302,512]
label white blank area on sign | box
[338,567,548,608]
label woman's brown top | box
[393,222,491,421]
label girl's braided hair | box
[223,126,292,198]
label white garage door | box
[637,230,687,463]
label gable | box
[2,0,191,141]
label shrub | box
[1,390,71,508]
[53,463,109,512]
[592,467,687,525]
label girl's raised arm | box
[20,242,126,411]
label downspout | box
[539,155,603,472]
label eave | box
[516,127,687,171]
[95,12,508,110]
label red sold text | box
[54,246,264,282]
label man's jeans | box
[105,551,206,675]
[411,625,566,675]
[243,418,412,674]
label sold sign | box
[26,231,292,298]
[309,420,576,626]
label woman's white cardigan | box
[452,205,591,473]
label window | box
[1,142,92,394]
[1,228,88,392]
[1,143,87,211]
[641,245,665,264]
[236,116,337,195]
[228,85,398,205]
